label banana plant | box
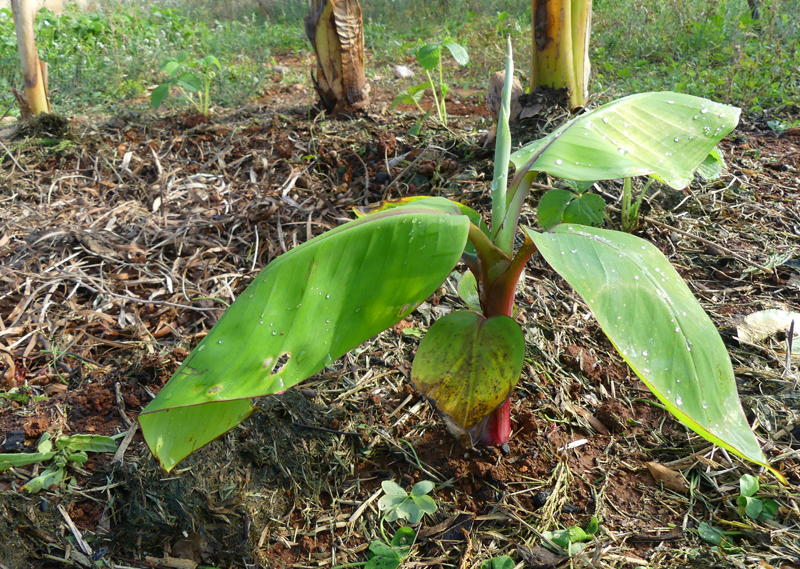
[139,39,783,483]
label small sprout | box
[378,480,438,524]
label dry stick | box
[383,145,433,199]
[348,486,382,525]
[607,205,773,273]
[112,423,138,464]
[73,279,222,313]
[57,505,93,556]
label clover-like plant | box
[138,38,783,484]
[378,480,437,524]
[737,473,778,522]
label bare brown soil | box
[1,67,800,569]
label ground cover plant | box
[1,1,800,568]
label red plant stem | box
[479,237,538,446]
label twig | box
[348,487,382,525]
[57,504,93,556]
[73,279,223,313]
[112,423,139,465]
[292,421,362,438]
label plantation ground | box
[2,52,800,569]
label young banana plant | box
[139,38,783,483]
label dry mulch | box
[1,81,800,569]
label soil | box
[1,52,800,569]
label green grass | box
[0,0,795,116]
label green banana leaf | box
[510,92,740,190]
[527,224,783,482]
[411,310,524,444]
[140,201,470,471]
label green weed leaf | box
[562,193,606,226]
[537,190,574,230]
[150,83,171,108]
[480,556,515,569]
[177,72,202,93]
[442,40,469,65]
[417,42,442,71]
[698,522,724,545]
[739,473,759,497]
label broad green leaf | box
[23,458,65,493]
[391,527,416,548]
[196,55,221,69]
[537,189,574,230]
[698,522,724,545]
[177,72,202,93]
[696,146,726,181]
[390,88,426,110]
[457,271,481,312]
[739,473,759,497]
[562,193,606,226]
[140,203,470,471]
[37,433,53,454]
[0,451,57,470]
[411,310,524,442]
[511,92,740,190]
[408,81,433,96]
[761,499,778,520]
[585,516,599,535]
[397,500,423,523]
[543,530,570,548]
[417,42,442,71]
[481,556,515,569]
[411,480,434,496]
[161,58,181,75]
[382,480,407,497]
[739,496,763,520]
[150,83,171,108]
[411,494,437,514]
[442,40,469,65]
[353,196,489,257]
[56,434,117,453]
[568,526,592,542]
[526,224,782,482]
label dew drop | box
[642,350,649,357]
[218,339,224,344]
[702,401,708,409]
[718,113,725,118]
[675,327,680,332]
[198,345,205,351]
[571,249,577,253]
[667,100,674,104]
[701,108,708,114]
[676,396,683,406]
[326,294,331,298]
[326,319,330,323]
[676,378,681,383]
[602,117,609,124]
[272,331,277,336]
[555,159,563,165]
[634,276,639,280]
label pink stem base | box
[480,398,511,445]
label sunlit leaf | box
[511,92,740,189]
[140,202,470,471]
[457,271,481,312]
[442,40,469,65]
[526,224,783,482]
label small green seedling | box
[391,38,468,128]
[481,556,515,569]
[536,180,605,230]
[331,526,415,569]
[697,521,740,553]
[0,433,117,493]
[151,52,222,116]
[378,480,437,524]
[737,473,778,522]
[542,516,599,556]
